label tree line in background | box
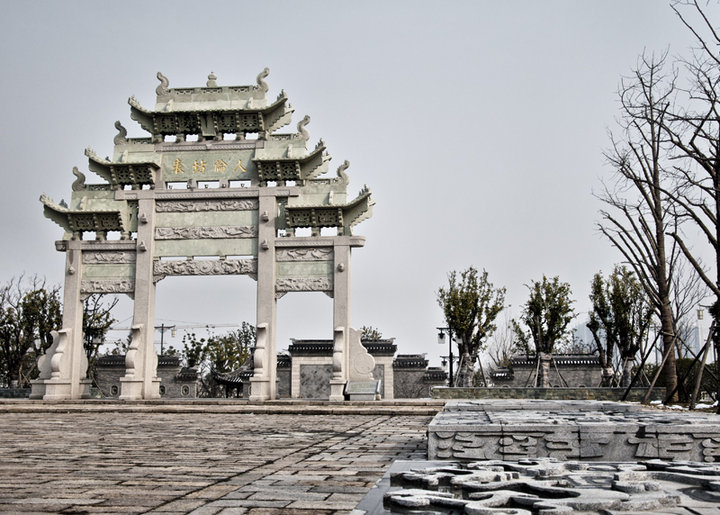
[0,274,256,396]
[0,274,119,389]
[437,264,716,404]
[437,2,720,410]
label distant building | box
[213,339,447,399]
[490,354,602,387]
[94,355,198,398]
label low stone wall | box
[0,388,30,398]
[431,387,666,402]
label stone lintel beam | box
[275,236,365,249]
[116,187,301,202]
[55,240,138,253]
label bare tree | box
[485,311,519,370]
[597,51,682,400]
[662,0,720,409]
[670,259,708,358]
[83,294,119,369]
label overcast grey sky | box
[0,1,716,365]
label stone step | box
[0,398,446,416]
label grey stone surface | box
[0,402,436,513]
[353,459,720,514]
[300,364,333,399]
[428,400,720,462]
[393,355,447,399]
[432,386,666,401]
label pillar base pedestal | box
[30,378,91,400]
[119,377,160,400]
[329,380,346,402]
[249,378,270,402]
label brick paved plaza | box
[0,402,441,514]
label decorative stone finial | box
[337,160,350,184]
[297,115,310,140]
[71,167,86,192]
[206,72,218,87]
[113,121,128,145]
[256,67,270,92]
[156,72,169,96]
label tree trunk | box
[601,367,615,387]
[712,301,720,414]
[457,352,473,387]
[475,357,487,387]
[620,357,634,388]
[537,352,552,387]
[658,299,678,402]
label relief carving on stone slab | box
[275,247,333,262]
[382,460,720,514]
[656,434,695,460]
[81,280,134,294]
[628,436,661,459]
[701,437,720,462]
[155,226,257,240]
[155,199,258,212]
[578,432,611,459]
[153,259,257,277]
[499,434,540,458]
[82,251,137,264]
[544,432,580,460]
[450,432,499,460]
[275,277,332,292]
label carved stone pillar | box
[31,240,90,400]
[329,240,351,401]
[250,192,277,401]
[120,197,160,399]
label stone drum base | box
[428,400,720,462]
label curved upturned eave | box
[284,188,374,233]
[85,148,159,186]
[40,194,71,233]
[39,193,126,234]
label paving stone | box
[0,404,433,513]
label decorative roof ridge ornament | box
[256,67,270,93]
[71,167,86,192]
[84,147,109,164]
[156,72,170,96]
[40,193,68,213]
[297,115,310,140]
[206,72,218,88]
[337,160,350,185]
[113,121,128,145]
[127,95,148,112]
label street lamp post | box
[437,327,453,387]
[155,324,177,356]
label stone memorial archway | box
[30,70,375,401]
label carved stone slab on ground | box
[428,400,720,462]
[352,458,720,514]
